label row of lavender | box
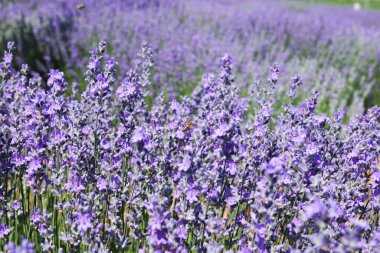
[1,39,380,252]
[1,0,380,115]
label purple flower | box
[269,63,280,84]
[132,128,145,143]
[7,41,15,51]
[65,175,85,193]
[265,157,284,175]
[97,178,108,191]
[12,200,21,211]
[303,198,323,220]
[3,52,12,65]
[5,239,34,253]
[178,155,191,172]
[226,160,237,175]
[0,224,12,239]
[76,213,92,233]
[214,123,228,138]
[47,69,67,93]
[174,225,187,240]
[30,209,42,226]
[306,142,319,155]
[186,189,198,204]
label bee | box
[182,121,195,133]
[76,3,85,10]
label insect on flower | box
[76,3,85,10]
[182,121,195,133]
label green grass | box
[306,0,380,10]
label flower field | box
[0,0,379,252]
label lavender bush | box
[0,39,379,252]
[1,0,380,252]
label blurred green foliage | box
[306,0,380,10]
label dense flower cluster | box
[1,0,380,115]
[0,41,379,252]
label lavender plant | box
[0,40,379,252]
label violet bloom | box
[76,213,93,233]
[178,155,191,172]
[5,239,34,253]
[11,200,21,211]
[0,223,12,239]
[186,189,199,204]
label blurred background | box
[305,0,380,10]
[1,0,379,117]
